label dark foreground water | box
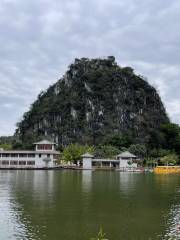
[0,170,179,240]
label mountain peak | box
[16,57,169,146]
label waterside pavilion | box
[82,151,139,170]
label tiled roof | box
[34,140,56,145]
[117,151,136,158]
[0,150,60,154]
[82,153,94,158]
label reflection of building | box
[82,151,138,170]
[82,170,92,193]
[0,140,59,169]
[119,172,137,191]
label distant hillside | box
[15,57,169,146]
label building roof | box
[34,140,56,145]
[0,150,60,154]
[82,153,94,158]
[117,151,136,158]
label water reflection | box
[164,204,180,239]
[119,172,138,195]
[14,170,54,199]
[82,170,92,193]
[9,171,56,239]
[0,171,28,239]
[0,170,179,240]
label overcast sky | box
[0,0,179,136]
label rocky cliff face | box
[16,57,169,146]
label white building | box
[82,153,94,169]
[0,140,60,169]
[117,151,137,168]
[82,151,138,170]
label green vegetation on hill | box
[15,57,169,148]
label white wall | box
[119,159,137,168]
[119,159,129,168]
[83,158,92,169]
[0,153,55,168]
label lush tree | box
[128,144,147,158]
[148,123,180,157]
[148,130,165,149]
[0,136,14,150]
[12,141,26,150]
[94,145,119,158]
[0,143,12,150]
[0,136,14,145]
[160,123,180,153]
[144,158,158,167]
[104,134,133,149]
[149,148,171,158]
[148,148,159,158]
[158,149,172,157]
[62,144,94,162]
[160,154,179,166]
[120,146,128,152]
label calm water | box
[0,170,179,240]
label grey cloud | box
[0,0,179,135]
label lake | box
[0,170,179,240]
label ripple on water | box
[0,174,38,240]
[164,204,180,239]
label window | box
[19,161,26,165]
[2,161,9,165]
[27,161,35,165]
[19,154,27,158]
[11,154,18,158]
[28,154,35,158]
[47,154,50,158]
[2,153,10,157]
[37,144,53,150]
[39,154,41,158]
[10,161,18,165]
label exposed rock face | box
[16,57,169,146]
